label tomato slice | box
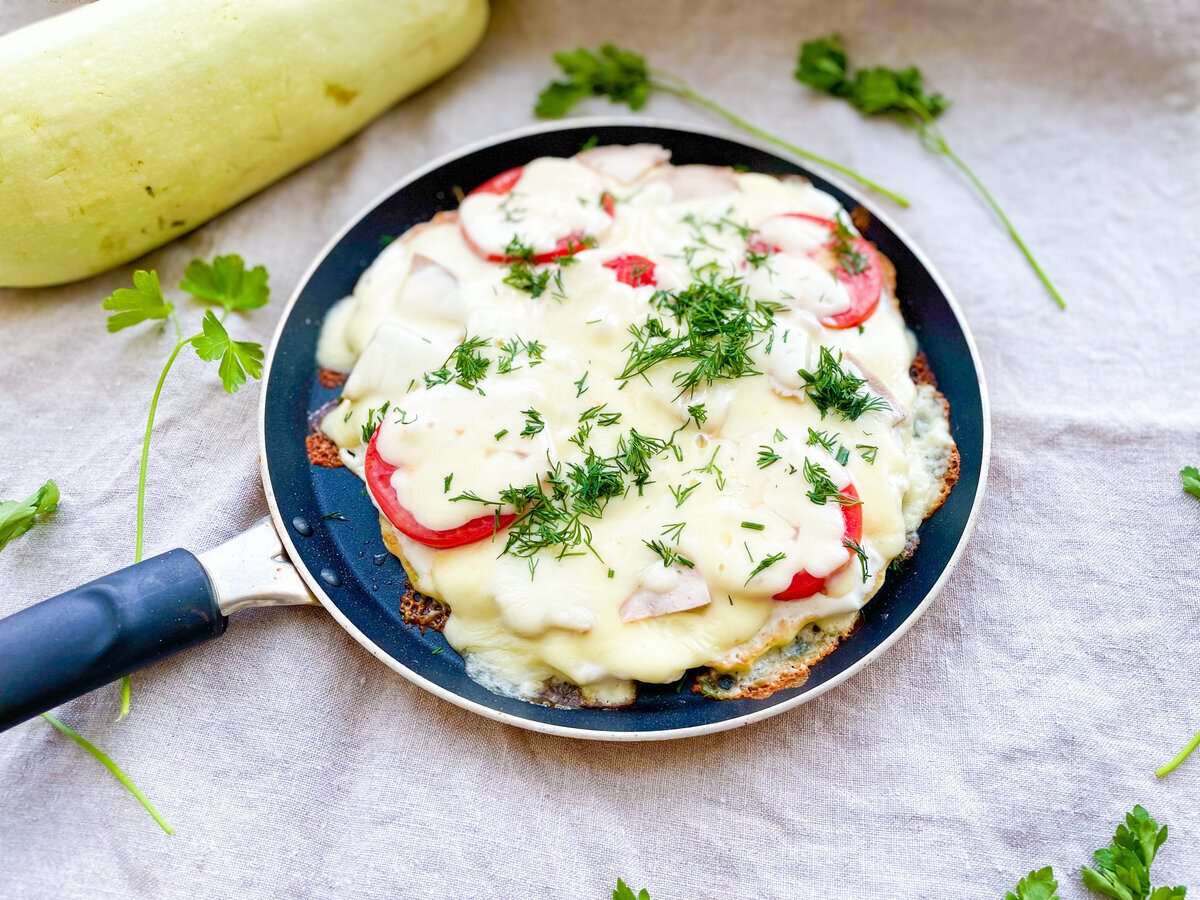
[602,254,657,287]
[462,165,616,264]
[750,214,882,330]
[364,429,516,549]
[469,166,524,196]
[772,483,863,601]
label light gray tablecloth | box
[2,1,1198,897]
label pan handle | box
[0,549,226,731]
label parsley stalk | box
[40,713,173,835]
[796,34,1065,309]
[103,256,269,717]
[536,45,909,207]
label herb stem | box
[1156,728,1200,777]
[41,713,174,835]
[651,78,911,208]
[903,99,1064,309]
[122,335,190,719]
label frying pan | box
[0,120,990,740]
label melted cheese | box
[317,150,953,703]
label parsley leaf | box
[1181,466,1200,500]
[536,45,908,206]
[796,33,1064,308]
[613,879,651,900]
[190,310,265,394]
[1006,867,1060,900]
[102,270,174,332]
[99,256,270,719]
[0,479,59,554]
[178,254,270,313]
[1081,806,1186,900]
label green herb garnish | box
[1081,805,1186,899]
[41,713,173,835]
[0,480,59,554]
[537,45,907,205]
[644,539,695,569]
[520,408,546,438]
[103,255,269,717]
[798,347,889,421]
[1005,868,1060,900]
[857,444,878,464]
[797,34,1063,308]
[741,521,765,531]
[621,275,780,398]
[424,336,491,391]
[1182,466,1200,500]
[843,537,869,581]
[756,446,782,469]
[614,879,651,900]
[745,551,786,585]
[803,458,862,507]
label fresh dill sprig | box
[843,538,869,582]
[660,522,686,542]
[644,539,695,569]
[360,401,391,444]
[621,275,780,399]
[756,445,782,469]
[669,482,699,508]
[806,428,840,453]
[520,408,546,438]
[798,347,889,421]
[535,44,908,205]
[803,458,862,506]
[745,551,786,585]
[496,335,545,373]
[424,335,492,391]
[857,444,878,464]
[502,237,551,298]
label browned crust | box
[399,588,449,633]
[850,205,871,233]
[877,245,897,300]
[317,368,347,389]
[909,351,961,517]
[693,617,862,700]
[306,432,344,468]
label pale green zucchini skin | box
[0,0,489,287]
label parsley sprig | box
[797,34,1064,309]
[102,254,270,718]
[0,480,59,554]
[536,44,909,206]
[1005,806,1187,900]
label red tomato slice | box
[365,429,516,549]
[772,483,863,601]
[462,166,616,264]
[602,254,657,287]
[469,166,524,196]
[750,214,882,330]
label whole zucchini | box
[0,0,489,288]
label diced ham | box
[577,143,672,184]
[656,165,737,201]
[620,565,712,623]
[841,350,908,424]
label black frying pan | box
[0,121,990,740]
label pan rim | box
[258,116,992,741]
